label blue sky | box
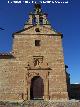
[0,0,80,83]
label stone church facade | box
[0,4,73,101]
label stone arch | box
[30,76,44,100]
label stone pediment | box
[13,25,58,35]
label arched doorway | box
[30,76,44,100]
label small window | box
[35,28,40,32]
[35,40,40,46]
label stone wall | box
[12,24,68,100]
[0,59,26,100]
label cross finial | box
[34,4,41,13]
